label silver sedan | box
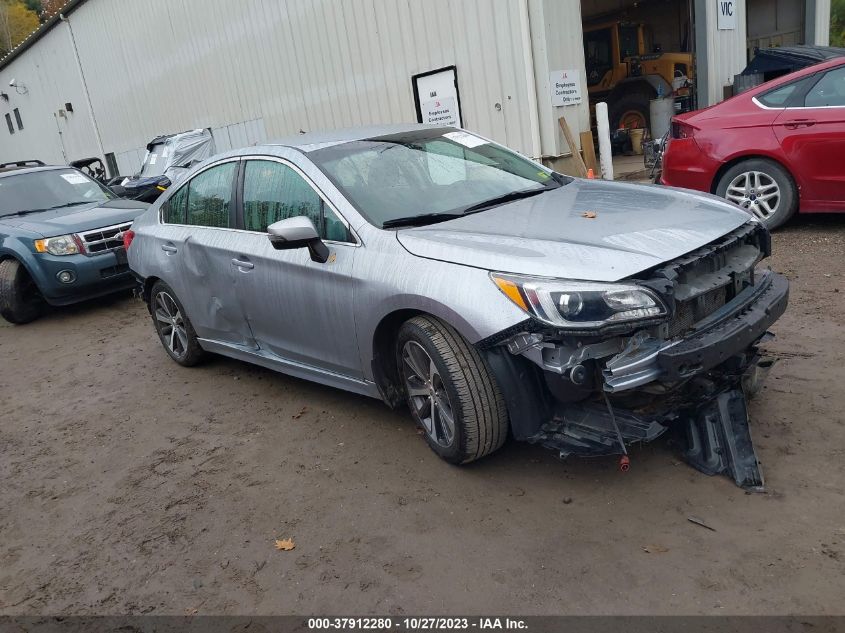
[127,124,788,489]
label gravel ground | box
[1,214,844,616]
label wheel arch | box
[710,153,800,198]
[141,275,161,310]
[0,247,44,294]
[370,308,425,409]
[369,304,488,409]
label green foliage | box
[833,0,845,47]
[22,0,40,16]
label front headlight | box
[491,272,667,328]
[34,234,80,256]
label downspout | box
[60,12,106,169]
[519,0,542,160]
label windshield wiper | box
[5,200,92,217]
[458,187,550,215]
[42,200,93,210]
[382,212,465,229]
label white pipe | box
[596,101,614,181]
[519,0,542,161]
[61,13,106,168]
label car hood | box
[0,199,149,237]
[396,179,752,282]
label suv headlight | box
[34,234,81,256]
[491,272,667,328]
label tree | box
[22,0,40,15]
[832,0,845,47]
[0,0,40,56]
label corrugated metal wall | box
[0,22,101,165]
[59,0,540,174]
[696,0,749,106]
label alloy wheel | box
[401,341,456,448]
[725,171,781,221]
[154,291,189,359]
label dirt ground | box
[1,215,844,617]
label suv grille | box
[79,222,132,255]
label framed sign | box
[412,65,464,128]
[717,0,737,30]
[549,69,583,106]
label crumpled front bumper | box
[486,269,789,490]
[604,270,789,392]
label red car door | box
[774,64,845,212]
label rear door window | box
[758,75,819,108]
[161,185,188,224]
[186,162,237,228]
[804,67,845,108]
[758,82,801,108]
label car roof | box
[266,123,449,151]
[0,164,68,177]
[745,56,845,96]
[752,45,845,64]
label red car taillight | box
[123,229,135,250]
[671,121,696,140]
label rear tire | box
[396,315,509,464]
[0,259,43,324]
[149,280,206,366]
[715,158,797,230]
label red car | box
[661,57,845,229]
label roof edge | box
[0,0,89,72]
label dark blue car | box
[0,162,149,323]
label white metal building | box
[0,0,832,176]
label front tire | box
[396,315,509,464]
[149,281,205,366]
[715,158,798,230]
[0,259,43,324]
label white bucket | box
[650,97,675,139]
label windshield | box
[0,168,116,217]
[309,128,565,228]
[139,142,168,178]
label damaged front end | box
[484,222,789,490]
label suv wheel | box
[149,281,205,366]
[396,315,509,464]
[716,158,798,230]
[0,259,44,324]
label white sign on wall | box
[717,0,737,30]
[549,69,582,106]
[414,66,463,127]
[421,96,459,127]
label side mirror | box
[267,216,330,263]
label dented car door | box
[229,158,362,378]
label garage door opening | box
[580,0,697,135]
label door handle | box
[783,119,817,129]
[161,244,177,253]
[231,258,254,270]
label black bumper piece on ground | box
[682,388,764,490]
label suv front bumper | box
[33,248,134,306]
